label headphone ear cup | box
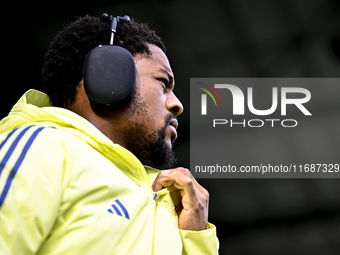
[83,45,136,108]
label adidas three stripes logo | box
[108,199,130,220]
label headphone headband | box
[101,13,131,45]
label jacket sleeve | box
[0,126,65,255]
[179,222,219,255]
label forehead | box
[135,45,173,77]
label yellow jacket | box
[0,90,218,255]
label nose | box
[167,93,183,116]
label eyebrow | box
[159,68,174,85]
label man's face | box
[121,45,183,168]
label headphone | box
[83,13,136,109]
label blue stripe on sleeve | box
[0,126,45,209]
[0,127,19,150]
[0,126,34,177]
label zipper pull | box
[152,191,158,200]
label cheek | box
[143,97,169,131]
[139,84,167,115]
[134,78,168,125]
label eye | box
[157,78,169,89]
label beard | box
[147,114,177,169]
[121,93,177,169]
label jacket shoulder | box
[0,124,90,172]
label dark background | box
[3,0,340,254]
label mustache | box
[165,112,176,126]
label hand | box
[152,167,209,231]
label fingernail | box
[162,170,170,173]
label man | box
[0,15,218,254]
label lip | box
[169,119,178,142]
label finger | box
[152,168,209,231]
[153,169,196,198]
[159,168,208,201]
[170,188,182,208]
[191,179,209,209]
[171,168,206,196]
[181,170,209,200]
[177,172,209,210]
[152,168,188,191]
[191,177,209,198]
[152,174,175,191]
[152,168,208,209]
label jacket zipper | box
[152,191,158,200]
[151,190,159,254]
